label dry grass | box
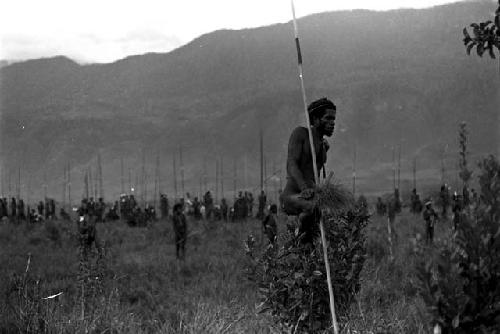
[313,180,355,217]
[0,208,448,333]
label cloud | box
[1,30,183,63]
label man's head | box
[173,203,183,214]
[308,98,336,137]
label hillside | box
[0,0,498,200]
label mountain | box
[0,0,498,201]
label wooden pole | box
[88,167,93,199]
[17,167,21,201]
[100,154,104,199]
[84,170,89,199]
[413,156,417,191]
[8,171,11,199]
[215,158,219,204]
[441,149,445,185]
[264,155,267,193]
[173,152,178,199]
[273,159,278,205]
[392,146,396,191]
[203,155,208,195]
[397,144,401,191]
[62,165,66,208]
[233,157,237,200]
[260,127,264,193]
[221,156,224,200]
[142,151,146,206]
[291,2,338,332]
[68,161,71,209]
[128,168,132,194]
[352,143,357,197]
[94,164,98,200]
[179,145,185,199]
[244,153,248,190]
[121,157,125,194]
[43,172,47,200]
[154,154,159,213]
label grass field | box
[0,208,453,333]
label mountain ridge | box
[0,0,498,200]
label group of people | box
[0,196,59,223]
[374,183,481,245]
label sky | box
[0,0,467,64]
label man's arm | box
[287,127,308,191]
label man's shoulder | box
[290,126,308,139]
[291,126,308,134]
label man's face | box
[318,109,336,137]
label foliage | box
[463,0,500,58]
[247,205,369,333]
[416,155,500,333]
[458,122,472,186]
[478,155,500,222]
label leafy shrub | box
[416,155,500,333]
[247,208,369,333]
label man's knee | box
[280,192,314,216]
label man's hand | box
[299,188,315,200]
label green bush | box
[416,155,500,333]
[247,209,369,333]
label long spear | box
[291,2,339,333]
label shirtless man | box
[280,97,336,243]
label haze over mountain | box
[0,0,498,201]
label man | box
[172,203,187,260]
[280,97,336,244]
[203,191,214,221]
[220,198,228,222]
[423,200,439,244]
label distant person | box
[221,198,228,222]
[356,195,368,216]
[386,197,398,243]
[423,200,439,244]
[193,197,202,220]
[262,204,278,245]
[257,190,267,219]
[160,194,169,219]
[172,203,187,260]
[393,188,402,214]
[439,184,450,219]
[203,191,214,221]
[376,197,386,216]
[37,201,44,217]
[452,193,464,230]
[10,197,17,219]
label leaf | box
[477,43,484,57]
[463,28,471,40]
[466,43,475,55]
[452,314,460,328]
[489,47,496,59]
[294,272,304,280]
